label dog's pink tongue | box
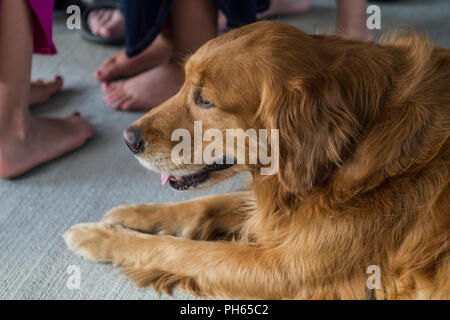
[161,173,171,186]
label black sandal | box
[80,0,124,45]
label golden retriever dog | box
[64,21,449,299]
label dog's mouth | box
[160,159,235,191]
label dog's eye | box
[195,90,214,108]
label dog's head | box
[122,21,367,193]
[125,21,441,198]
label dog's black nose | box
[123,127,144,154]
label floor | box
[0,0,448,299]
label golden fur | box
[64,21,450,299]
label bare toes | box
[112,96,133,110]
[98,10,124,39]
[29,76,64,106]
[101,81,114,94]
[62,113,95,142]
[98,27,112,38]
[89,10,113,35]
[0,115,94,179]
[96,62,123,82]
[102,81,125,97]
[120,100,134,110]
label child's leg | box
[0,0,94,178]
[170,0,217,55]
[336,0,371,41]
[102,0,217,111]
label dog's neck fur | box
[253,33,449,216]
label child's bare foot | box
[29,76,64,106]
[101,62,184,111]
[94,35,172,82]
[0,113,95,178]
[88,8,125,39]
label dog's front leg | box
[63,223,289,299]
[102,192,253,240]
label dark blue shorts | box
[124,0,270,57]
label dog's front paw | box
[63,222,119,262]
[102,205,142,228]
[102,204,168,234]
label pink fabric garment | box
[0,0,56,54]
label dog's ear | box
[259,78,360,196]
